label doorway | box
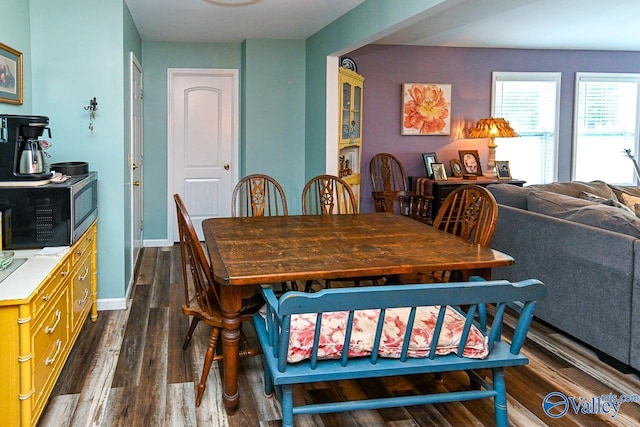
[130,53,144,270]
[168,69,239,241]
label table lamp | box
[468,118,519,178]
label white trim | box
[144,238,172,248]
[326,56,339,176]
[97,298,127,311]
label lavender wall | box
[349,45,640,213]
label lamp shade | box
[468,118,519,139]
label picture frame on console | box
[0,42,22,105]
[422,152,438,178]
[458,150,482,176]
[432,162,447,180]
[450,159,463,177]
[496,160,512,179]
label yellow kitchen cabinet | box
[338,67,364,210]
[0,220,98,426]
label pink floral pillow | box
[283,306,488,363]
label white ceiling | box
[125,0,640,51]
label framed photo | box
[458,150,483,176]
[496,160,512,179]
[0,42,23,105]
[402,83,451,135]
[422,152,438,178]
[432,162,447,180]
[450,159,463,178]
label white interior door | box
[131,53,144,265]
[168,69,239,241]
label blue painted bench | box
[254,279,546,427]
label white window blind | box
[492,72,560,184]
[573,73,640,184]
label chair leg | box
[493,368,508,427]
[183,317,200,350]
[196,327,220,407]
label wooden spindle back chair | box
[302,174,357,215]
[370,152,411,213]
[433,185,498,247]
[232,173,288,217]
[174,194,262,407]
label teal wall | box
[2,0,453,302]
[141,42,241,239]
[0,0,32,113]
[30,0,127,300]
[304,0,447,179]
[241,39,306,213]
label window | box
[573,73,640,185]
[492,72,560,185]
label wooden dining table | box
[202,212,514,414]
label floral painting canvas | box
[402,83,451,135]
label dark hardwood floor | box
[40,245,640,426]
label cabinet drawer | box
[71,253,92,332]
[32,288,69,412]
[32,259,70,322]
[72,231,94,264]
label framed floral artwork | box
[0,42,22,105]
[402,83,451,135]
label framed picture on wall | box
[0,42,23,105]
[458,150,483,176]
[401,83,451,135]
[422,152,438,178]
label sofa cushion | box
[619,192,640,217]
[486,184,530,209]
[528,191,640,238]
[528,180,617,200]
[578,191,635,215]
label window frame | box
[572,72,640,184]
[491,71,561,184]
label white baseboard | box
[97,298,127,311]
[144,238,173,247]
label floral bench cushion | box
[284,305,488,363]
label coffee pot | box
[18,140,46,174]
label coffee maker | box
[0,114,53,181]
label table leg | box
[221,285,243,415]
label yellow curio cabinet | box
[0,221,98,426]
[338,67,364,210]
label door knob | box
[133,181,140,186]
[224,164,230,170]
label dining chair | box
[398,192,433,224]
[370,152,412,213]
[302,174,357,215]
[232,173,288,217]
[431,185,498,281]
[174,194,263,407]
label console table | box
[408,177,525,221]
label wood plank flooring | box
[40,245,640,426]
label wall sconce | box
[84,97,98,133]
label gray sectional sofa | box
[487,181,640,372]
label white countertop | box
[0,247,71,304]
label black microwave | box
[0,172,98,249]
